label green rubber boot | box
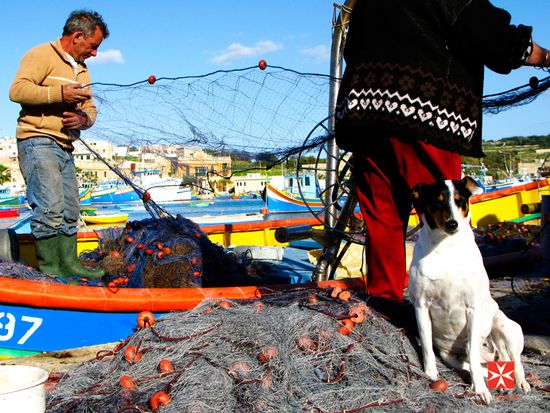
[58,234,104,279]
[34,236,61,275]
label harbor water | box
[11,197,313,234]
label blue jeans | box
[17,137,80,239]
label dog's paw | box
[473,384,492,405]
[424,366,438,381]
[517,378,531,393]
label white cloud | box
[301,44,330,63]
[211,40,283,65]
[88,49,125,65]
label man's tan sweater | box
[9,39,97,151]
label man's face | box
[71,26,104,63]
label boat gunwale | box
[0,276,366,312]
[471,178,548,203]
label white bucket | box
[0,365,49,413]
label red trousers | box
[353,138,461,301]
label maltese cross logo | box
[487,361,515,389]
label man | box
[10,10,109,279]
[335,0,549,304]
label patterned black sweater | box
[335,0,532,157]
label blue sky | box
[1,0,549,143]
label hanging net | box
[88,64,334,166]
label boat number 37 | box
[0,312,42,345]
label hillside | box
[463,134,550,179]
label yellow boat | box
[408,178,549,227]
[81,213,129,225]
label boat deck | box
[0,210,30,231]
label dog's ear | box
[410,183,427,212]
[461,176,483,196]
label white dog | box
[408,177,530,404]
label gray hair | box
[62,10,109,39]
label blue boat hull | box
[0,303,149,353]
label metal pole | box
[326,0,356,227]
[316,0,357,281]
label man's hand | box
[62,84,91,104]
[62,110,89,131]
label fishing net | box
[86,65,550,161]
[45,287,550,413]
[0,216,256,288]
[482,74,550,115]
[88,64,334,171]
[78,216,254,288]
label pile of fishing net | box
[80,215,253,288]
[0,215,254,288]
[46,287,550,413]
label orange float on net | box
[330,286,342,298]
[137,311,156,328]
[124,345,142,364]
[159,359,174,373]
[150,391,171,410]
[228,360,251,379]
[338,290,351,302]
[429,378,448,392]
[349,304,368,324]
[338,319,354,335]
[295,335,315,353]
[119,374,136,390]
[258,346,279,363]
[307,294,319,304]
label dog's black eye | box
[454,194,467,208]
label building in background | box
[0,137,234,195]
[0,137,25,193]
[232,173,285,195]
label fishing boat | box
[80,170,194,205]
[267,178,550,227]
[89,182,140,204]
[0,208,20,219]
[0,188,25,207]
[81,212,129,225]
[132,170,193,203]
[462,162,534,193]
[0,215,356,358]
[263,183,325,213]
[78,187,92,206]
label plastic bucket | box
[0,365,49,413]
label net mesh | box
[45,288,550,413]
[89,65,333,162]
